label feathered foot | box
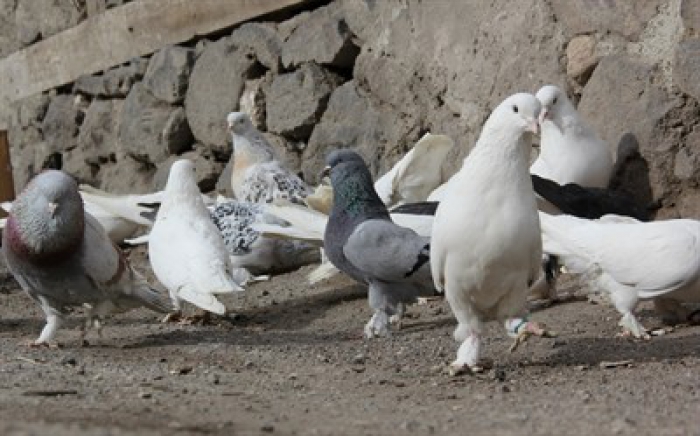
[617,312,650,340]
[179,310,213,325]
[449,332,483,375]
[507,318,557,352]
[364,311,391,339]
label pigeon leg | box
[33,312,63,347]
[609,287,649,339]
[180,310,212,325]
[388,303,406,330]
[161,310,183,323]
[506,318,557,352]
[364,311,391,339]
[618,312,650,340]
[450,330,482,375]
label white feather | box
[148,160,244,314]
[374,133,454,208]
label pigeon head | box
[535,85,574,128]
[164,159,202,201]
[484,93,541,139]
[226,111,275,162]
[5,170,84,261]
[226,111,253,135]
[324,150,388,219]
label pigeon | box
[374,132,454,208]
[149,159,244,321]
[530,175,650,221]
[209,199,320,276]
[322,149,435,338]
[431,93,555,374]
[2,170,172,346]
[1,188,169,245]
[539,212,700,339]
[227,112,312,204]
[531,85,614,190]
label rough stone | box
[74,61,147,98]
[673,125,700,183]
[0,0,19,57]
[230,23,283,72]
[281,3,360,69]
[76,99,123,166]
[579,54,677,206]
[549,0,665,41]
[17,93,50,128]
[304,81,414,184]
[143,46,196,104]
[266,63,343,140]
[239,74,273,130]
[185,37,260,157]
[566,35,599,86]
[7,125,41,192]
[153,150,225,193]
[118,83,193,165]
[673,38,700,101]
[99,155,156,195]
[15,0,83,46]
[680,0,700,36]
[41,94,84,153]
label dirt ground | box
[0,247,698,436]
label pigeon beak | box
[320,166,331,180]
[527,118,540,136]
[47,202,58,218]
[538,108,549,125]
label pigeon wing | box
[343,219,430,282]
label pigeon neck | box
[6,199,84,265]
[331,169,390,221]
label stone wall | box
[3,0,700,218]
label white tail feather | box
[177,287,227,315]
[308,261,340,284]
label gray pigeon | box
[2,170,172,346]
[323,150,435,338]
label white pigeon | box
[531,85,614,190]
[149,159,243,320]
[374,132,454,208]
[539,212,700,339]
[430,93,554,374]
[227,112,312,204]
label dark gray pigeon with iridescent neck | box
[2,170,172,346]
[323,150,435,338]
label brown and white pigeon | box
[227,112,312,205]
[2,170,172,346]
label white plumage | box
[531,85,614,190]
[430,93,552,373]
[374,132,454,208]
[540,212,700,338]
[149,160,243,317]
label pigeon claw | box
[509,321,556,353]
[447,361,485,376]
[25,340,60,349]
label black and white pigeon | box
[209,199,320,276]
[2,170,172,346]
[431,93,555,374]
[323,149,435,338]
[227,112,312,205]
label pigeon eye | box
[512,105,519,113]
[552,97,558,105]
